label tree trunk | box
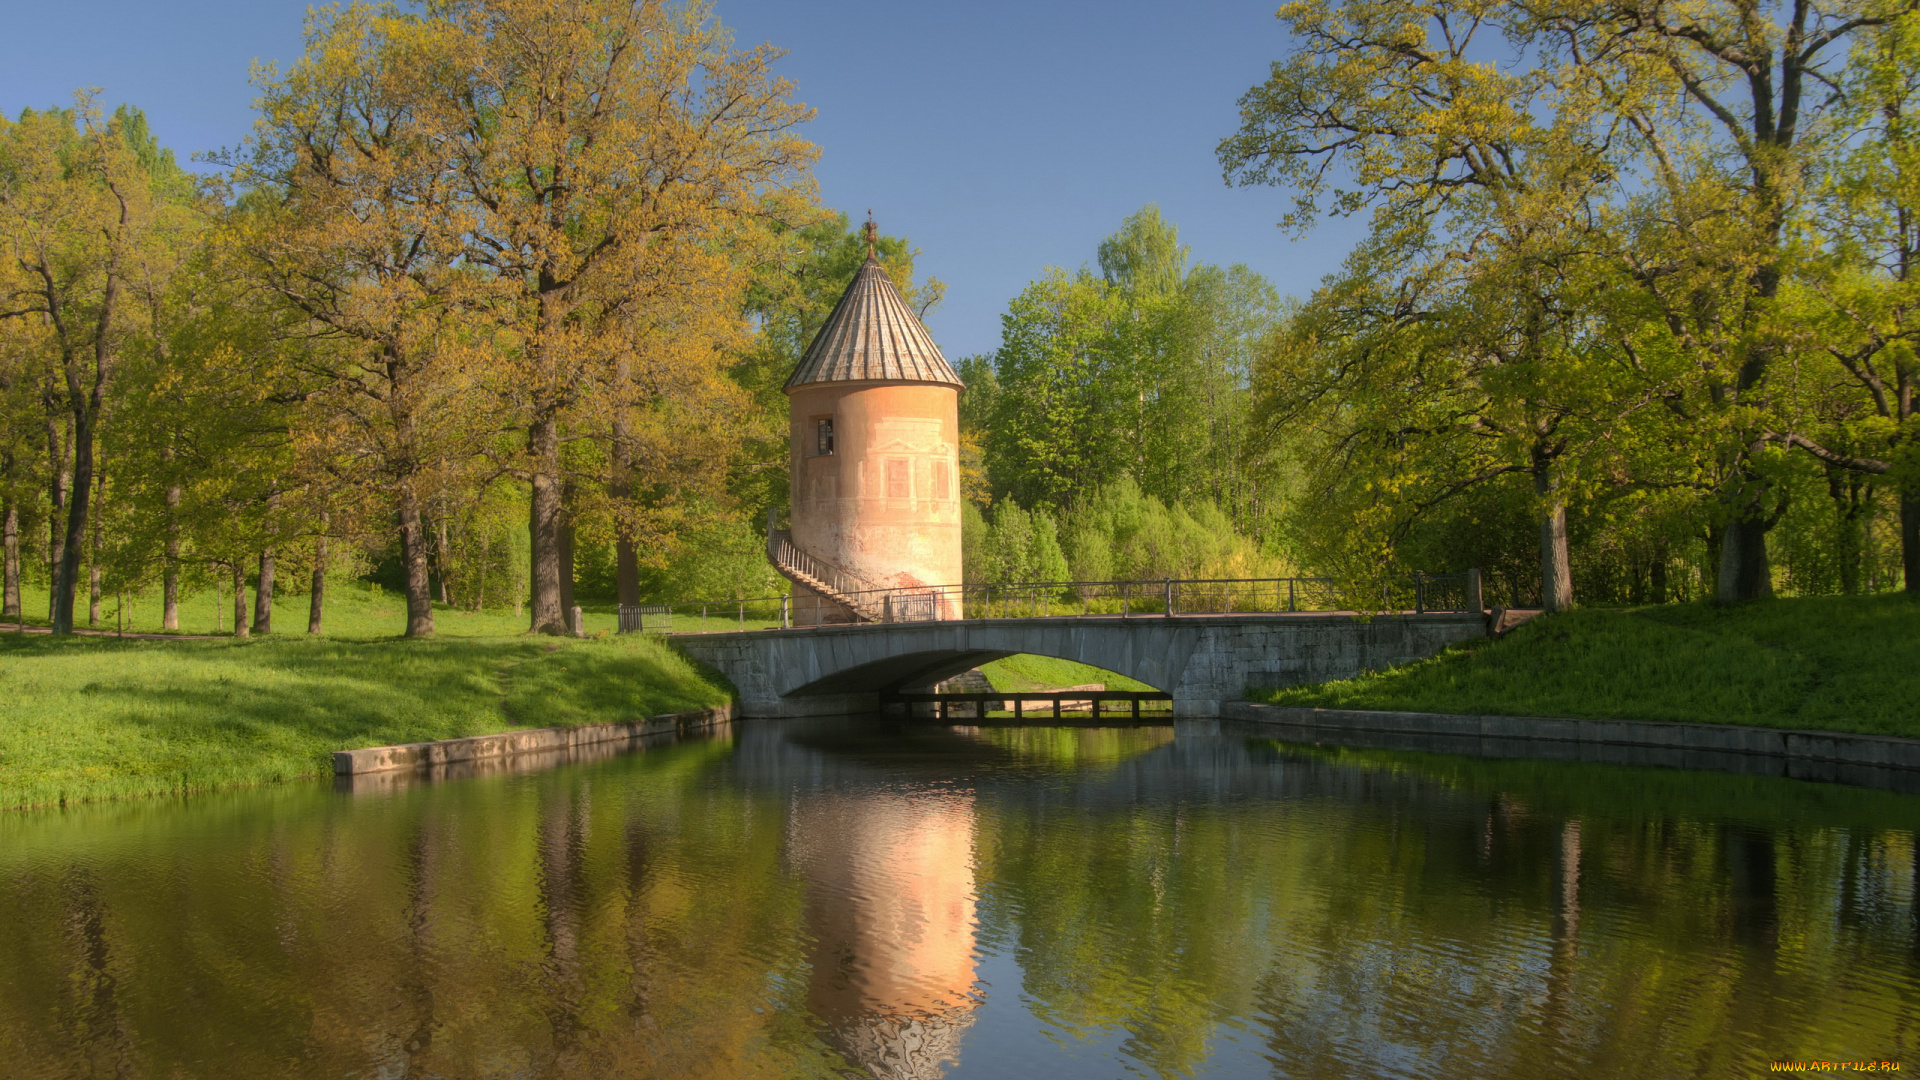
[231,563,249,639]
[1649,539,1669,605]
[1903,485,1918,594]
[558,518,577,635]
[51,411,95,635]
[1716,457,1777,603]
[437,517,451,605]
[2,499,18,619]
[610,406,641,608]
[1822,464,1869,595]
[44,398,68,624]
[397,484,435,638]
[1717,510,1773,603]
[615,538,640,609]
[162,484,181,630]
[87,466,104,627]
[527,414,565,635]
[310,519,327,635]
[1533,446,1572,613]
[252,548,275,635]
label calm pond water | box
[4,717,1919,1079]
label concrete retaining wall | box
[332,705,735,776]
[678,613,1488,718]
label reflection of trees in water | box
[59,867,136,1079]
[0,738,848,1078]
[4,727,1920,1077]
[535,782,590,1062]
[976,741,1920,1078]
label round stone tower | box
[775,222,964,623]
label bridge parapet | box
[675,611,1489,719]
[628,570,1485,634]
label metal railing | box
[620,570,1484,634]
[766,529,889,620]
[616,605,675,633]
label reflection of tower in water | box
[788,791,979,1080]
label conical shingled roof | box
[785,255,964,391]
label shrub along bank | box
[1257,595,1920,737]
[0,626,730,811]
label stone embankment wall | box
[1220,702,1920,793]
[332,706,734,777]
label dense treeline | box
[962,0,1917,608]
[1222,0,1919,607]
[959,208,1296,584]
[6,0,1913,636]
[0,0,947,637]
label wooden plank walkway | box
[887,689,1173,721]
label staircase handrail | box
[766,530,889,620]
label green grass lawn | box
[1257,594,1920,736]
[978,654,1154,692]
[0,584,732,810]
[4,578,645,638]
[5,579,791,638]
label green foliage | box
[1061,479,1288,582]
[619,513,785,603]
[1260,595,1920,735]
[961,501,990,582]
[976,207,1281,536]
[1222,0,1920,604]
[965,480,1284,584]
[980,501,1037,582]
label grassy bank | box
[2,578,651,638]
[1257,594,1920,736]
[0,605,731,810]
[978,654,1154,692]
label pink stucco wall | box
[788,380,964,596]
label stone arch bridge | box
[675,612,1488,718]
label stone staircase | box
[766,529,886,622]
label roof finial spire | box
[863,211,877,259]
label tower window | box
[933,460,951,500]
[886,459,910,499]
[815,417,834,455]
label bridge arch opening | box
[779,647,1165,699]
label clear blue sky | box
[0,0,1363,360]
